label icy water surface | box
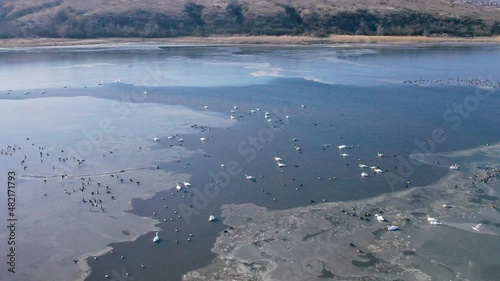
[0,44,499,281]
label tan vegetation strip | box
[1,35,499,48]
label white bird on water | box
[361,172,369,177]
[277,162,288,167]
[200,137,207,141]
[176,184,182,191]
[449,164,459,170]
[340,153,350,157]
[183,181,191,187]
[387,225,399,231]
[245,175,256,181]
[359,164,369,168]
[377,151,385,157]
[373,168,383,174]
[274,156,283,161]
[473,223,482,232]
[153,232,160,243]
[209,215,216,221]
[427,215,438,222]
[153,137,160,142]
[337,145,350,149]
[375,214,385,222]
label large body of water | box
[0,44,499,281]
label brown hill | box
[0,0,499,38]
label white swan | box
[208,215,216,221]
[301,104,306,108]
[221,164,226,168]
[295,147,302,151]
[153,232,160,243]
[176,184,182,191]
[337,145,349,149]
[387,225,399,231]
[153,137,160,142]
[204,105,209,110]
[359,164,369,168]
[473,223,482,232]
[167,136,175,140]
[183,181,191,187]
[373,168,383,174]
[427,215,438,222]
[245,175,256,181]
[200,137,207,141]
[230,115,236,120]
[277,162,287,167]
[375,214,385,222]
[377,151,385,157]
[340,153,350,157]
[361,172,369,177]
[274,156,283,161]
[430,220,442,225]
[449,164,459,170]
[178,138,184,142]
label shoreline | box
[1,35,499,48]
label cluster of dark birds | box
[403,77,499,88]
[4,129,218,276]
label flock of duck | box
[402,77,500,88]
[1,133,219,276]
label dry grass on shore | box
[1,35,499,48]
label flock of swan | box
[337,145,386,177]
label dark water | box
[1,44,499,280]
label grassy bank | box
[1,35,499,48]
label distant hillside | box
[0,0,499,38]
